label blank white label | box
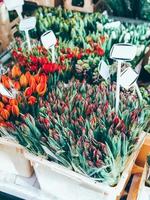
[4,0,24,10]
[120,67,138,90]
[19,17,36,31]
[99,60,110,81]
[110,44,137,61]
[41,30,57,49]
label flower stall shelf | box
[136,135,150,168]
[137,158,150,200]
[25,0,63,7]
[64,0,101,13]
[0,137,33,177]
[24,132,146,200]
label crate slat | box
[25,0,62,7]
[64,0,101,13]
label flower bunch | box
[3,79,149,186]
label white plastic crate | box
[25,132,146,200]
[0,137,33,177]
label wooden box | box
[64,0,101,13]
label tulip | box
[2,96,9,104]
[11,65,21,78]
[20,74,28,87]
[9,99,18,106]
[0,116,4,122]
[0,102,4,109]
[11,105,20,117]
[24,87,33,97]
[25,72,31,82]
[1,75,11,89]
[1,109,10,120]
[5,105,12,112]
[29,76,37,93]
[28,96,37,105]
[14,81,21,90]
[36,82,47,96]
[34,74,40,83]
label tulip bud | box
[11,105,20,117]
[11,65,21,78]
[24,87,33,97]
[28,96,37,105]
[14,81,21,90]
[20,74,28,88]
[1,109,10,120]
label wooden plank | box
[136,135,150,167]
[132,164,143,175]
[64,0,101,13]
[25,0,62,7]
[127,174,142,200]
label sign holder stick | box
[116,60,122,113]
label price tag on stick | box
[110,43,137,113]
[41,30,57,63]
[19,17,36,50]
[120,67,138,90]
[4,0,24,19]
[98,60,110,81]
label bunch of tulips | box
[1,79,149,186]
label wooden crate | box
[25,0,63,7]
[24,132,146,200]
[64,0,101,13]
[137,163,150,200]
[136,135,150,168]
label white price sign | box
[4,0,24,11]
[98,60,110,81]
[110,43,137,61]
[110,43,139,113]
[19,17,36,31]
[41,30,57,63]
[120,67,138,90]
[41,30,57,50]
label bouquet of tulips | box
[1,79,149,186]
[32,7,150,70]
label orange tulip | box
[14,81,21,90]
[36,82,47,96]
[2,96,9,104]
[25,72,31,82]
[29,76,37,93]
[20,74,28,87]
[11,65,21,78]
[1,75,11,89]
[0,116,4,122]
[0,102,4,109]
[1,109,10,120]
[34,74,40,83]
[9,99,18,106]
[24,87,33,97]
[5,105,12,112]
[28,96,37,105]
[11,105,20,117]
[40,74,47,83]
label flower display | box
[1,79,149,186]
[0,6,149,190]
